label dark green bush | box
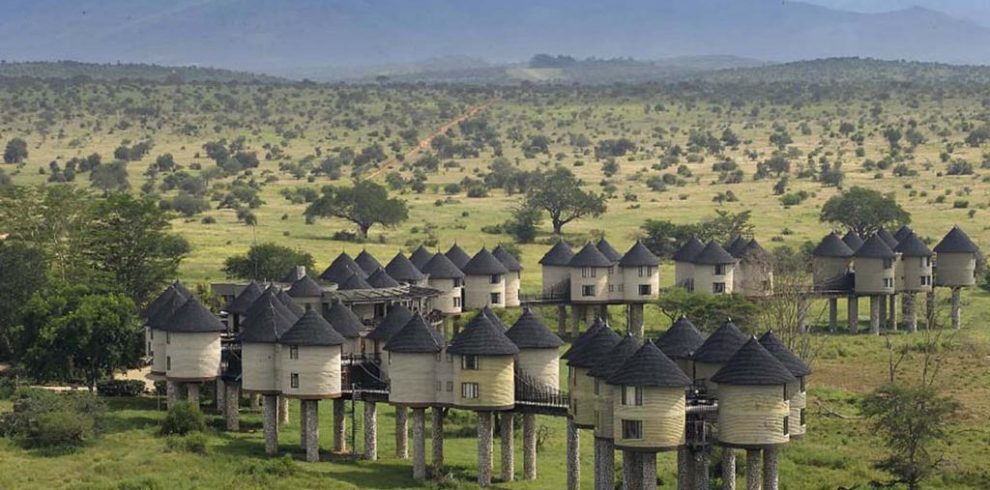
[0,388,106,448]
[164,432,209,454]
[160,402,205,436]
[96,379,146,397]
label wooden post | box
[500,413,515,482]
[432,407,445,478]
[762,447,778,490]
[847,294,859,334]
[627,303,645,340]
[395,406,408,459]
[904,293,918,333]
[263,394,279,456]
[303,400,320,462]
[722,448,736,490]
[224,381,240,431]
[745,449,761,490]
[594,437,615,490]
[333,398,346,453]
[478,411,493,487]
[412,408,427,480]
[828,297,838,333]
[364,401,377,461]
[523,413,537,480]
[567,418,580,490]
[677,446,693,490]
[951,287,962,329]
[870,296,881,335]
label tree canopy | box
[524,166,606,234]
[223,242,315,281]
[819,186,910,236]
[3,138,28,164]
[304,180,408,238]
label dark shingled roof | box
[692,241,736,265]
[877,228,899,249]
[445,243,472,270]
[386,252,428,283]
[279,309,345,346]
[279,266,306,284]
[367,267,401,288]
[225,282,262,315]
[561,318,606,360]
[287,275,324,298]
[275,287,306,316]
[567,325,622,368]
[893,225,914,243]
[894,232,933,257]
[842,230,864,252]
[711,338,796,386]
[854,234,896,259]
[619,241,660,267]
[447,313,519,356]
[934,226,980,254]
[340,272,374,291]
[146,286,186,326]
[655,316,705,360]
[324,301,362,338]
[164,296,225,333]
[691,319,749,364]
[492,245,523,272]
[725,235,748,258]
[506,308,564,349]
[759,331,811,378]
[354,250,383,275]
[239,292,298,343]
[409,245,435,271]
[739,239,771,262]
[384,313,443,353]
[462,248,510,275]
[422,253,465,279]
[482,306,509,330]
[673,236,705,262]
[319,253,366,284]
[813,232,854,258]
[568,242,613,268]
[366,304,414,341]
[606,343,692,388]
[539,240,575,266]
[588,334,642,379]
[596,239,623,263]
[172,281,193,298]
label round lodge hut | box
[893,231,933,292]
[588,334,642,441]
[505,308,564,390]
[934,226,979,287]
[287,275,324,311]
[596,239,623,301]
[238,291,299,394]
[384,313,444,407]
[712,338,796,448]
[539,240,575,296]
[319,252,367,285]
[812,232,855,290]
[324,300,364,356]
[161,296,226,382]
[734,238,774,297]
[275,286,306,317]
[223,281,262,334]
[147,286,188,378]
[877,228,899,249]
[690,319,749,394]
[461,247,509,310]
[568,242,612,304]
[409,245,435,272]
[759,331,812,439]
[853,234,897,295]
[385,252,429,287]
[619,240,660,302]
[365,304,414,379]
[422,252,465,315]
[673,236,704,291]
[447,312,519,410]
[492,245,523,307]
[654,316,705,377]
[445,243,472,271]
[566,321,621,428]
[692,241,737,295]
[278,309,345,399]
[893,225,913,243]
[606,342,692,451]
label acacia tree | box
[524,166,606,234]
[304,180,408,238]
[3,138,28,164]
[223,243,315,281]
[819,186,910,236]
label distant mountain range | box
[0,60,286,83]
[0,0,989,77]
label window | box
[446,381,453,392]
[453,296,461,308]
[621,386,643,406]
[608,284,614,293]
[490,292,501,304]
[462,355,479,370]
[582,267,596,278]
[461,382,480,399]
[800,377,806,393]
[921,275,931,286]
[638,266,654,278]
[622,420,643,439]
[289,345,299,360]
[166,332,171,345]
[490,274,501,284]
[783,415,790,436]
[715,264,726,275]
[883,278,894,288]
[713,282,726,294]
[453,278,462,287]
[582,285,596,297]
[882,258,893,269]
[166,356,171,370]
[800,409,806,426]
[291,373,299,389]
[639,284,652,296]
[607,266,614,276]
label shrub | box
[96,379,146,397]
[160,402,205,436]
[0,389,106,448]
[164,432,210,454]
[30,410,95,448]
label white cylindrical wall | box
[621,266,659,302]
[165,332,221,381]
[504,272,521,307]
[693,264,734,295]
[569,267,609,304]
[241,342,279,394]
[674,261,694,290]
[854,257,896,295]
[279,345,342,398]
[464,275,506,309]
[717,384,791,447]
[898,256,933,292]
[542,266,570,294]
[428,277,463,314]
[516,348,560,390]
[388,352,438,407]
[812,257,849,289]
[150,328,167,376]
[935,253,976,287]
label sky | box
[800,0,990,27]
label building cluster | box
[670,236,774,297]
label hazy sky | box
[801,0,990,27]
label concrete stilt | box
[722,448,736,490]
[432,407,445,478]
[888,293,898,331]
[500,413,514,482]
[216,378,225,414]
[597,304,609,323]
[951,287,962,329]
[166,380,179,409]
[870,295,881,335]
[412,408,427,480]
[594,437,615,490]
[693,447,710,490]
[300,399,309,453]
[641,452,658,490]
[558,305,568,337]
[627,303,645,340]
[745,449,761,490]
[878,294,887,330]
[828,297,838,333]
[263,394,279,456]
[333,399,346,453]
[623,450,642,490]
[303,400,320,462]
[847,294,859,334]
[478,411,494,487]
[186,383,200,406]
[250,393,261,409]
[364,401,377,461]
[677,446,693,490]
[762,447,778,490]
[224,381,239,431]
[567,419,580,490]
[277,396,290,425]
[926,290,936,328]
[523,413,537,480]
[904,293,918,333]
[395,406,408,459]
[571,305,582,338]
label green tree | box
[3,138,28,164]
[304,180,408,238]
[0,185,91,278]
[654,288,757,333]
[0,242,49,359]
[502,205,544,244]
[524,166,606,234]
[819,186,910,236]
[223,243,315,281]
[89,161,130,193]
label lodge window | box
[150,330,154,339]
[639,284,652,296]
[166,356,171,370]
[166,332,171,345]
[921,275,931,286]
[621,386,643,406]
[490,274,501,284]
[800,409,806,426]
[923,256,931,267]
[461,382,480,399]
[453,296,461,308]
[490,292,501,304]
[783,415,790,436]
[462,355,479,370]
[608,284,615,293]
[289,345,299,360]
[608,266,615,276]
[453,278,462,287]
[638,266,654,277]
[883,278,894,288]
[622,420,643,440]
[715,264,726,275]
[582,267,596,278]
[883,258,893,269]
[582,285,596,297]
[291,373,299,389]
[713,282,726,294]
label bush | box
[164,432,210,454]
[96,379,146,397]
[30,410,95,448]
[160,402,206,436]
[0,389,106,449]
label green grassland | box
[2,60,990,487]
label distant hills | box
[0,0,989,76]
[0,61,286,83]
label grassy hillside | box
[0,61,286,83]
